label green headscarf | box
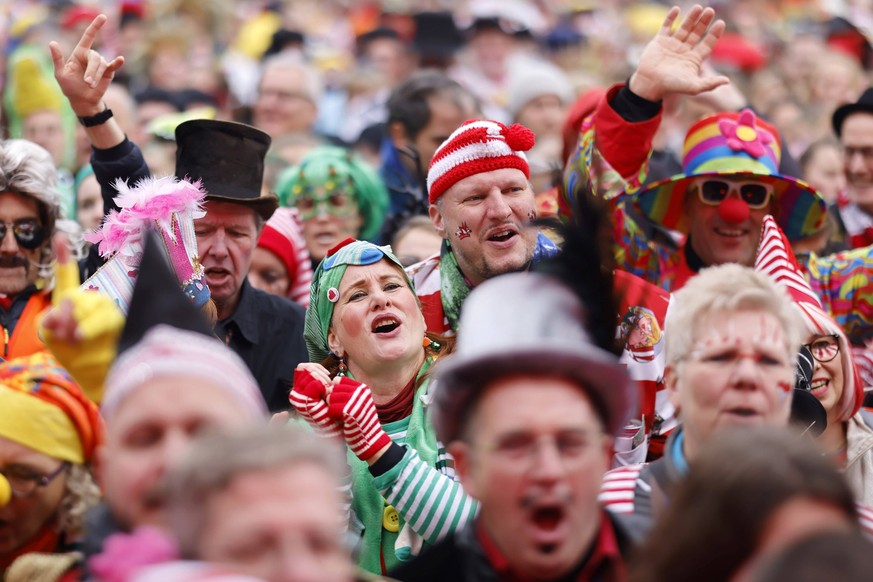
[276,145,389,242]
[304,238,412,363]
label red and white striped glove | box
[289,366,342,439]
[328,376,391,462]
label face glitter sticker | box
[455,222,472,240]
[327,287,340,303]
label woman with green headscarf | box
[276,146,388,265]
[290,238,477,575]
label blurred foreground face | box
[733,496,855,582]
[197,462,353,582]
[98,378,251,529]
[667,309,794,457]
[451,376,611,581]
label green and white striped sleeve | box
[373,446,478,543]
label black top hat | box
[413,12,465,60]
[832,86,873,137]
[175,119,278,220]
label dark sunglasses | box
[696,180,774,209]
[0,219,46,250]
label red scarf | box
[1,525,61,571]
[375,376,416,423]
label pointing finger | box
[52,234,80,305]
[72,15,108,57]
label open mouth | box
[531,506,564,532]
[314,232,338,244]
[714,228,746,238]
[486,225,519,243]
[810,378,829,396]
[726,407,759,418]
[206,267,230,278]
[372,316,400,334]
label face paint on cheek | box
[778,381,792,395]
[528,209,537,223]
[455,222,472,240]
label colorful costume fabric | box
[563,83,873,347]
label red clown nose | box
[718,197,750,223]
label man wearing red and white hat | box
[407,118,558,335]
[563,5,873,356]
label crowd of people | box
[3,0,873,580]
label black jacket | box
[214,279,307,411]
[390,512,638,582]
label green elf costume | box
[293,238,478,575]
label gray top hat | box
[431,272,636,443]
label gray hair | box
[666,264,805,367]
[0,139,61,285]
[259,53,324,104]
[0,139,61,219]
[164,425,346,558]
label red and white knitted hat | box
[427,119,536,204]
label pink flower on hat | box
[717,109,773,158]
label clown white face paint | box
[666,309,795,461]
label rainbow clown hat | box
[634,109,826,241]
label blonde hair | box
[57,464,101,539]
[666,264,804,367]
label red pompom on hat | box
[427,119,536,204]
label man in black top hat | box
[52,15,308,411]
[831,87,873,249]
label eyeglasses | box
[695,179,774,209]
[0,219,46,250]
[803,334,841,363]
[484,431,606,473]
[0,461,70,497]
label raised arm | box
[628,4,729,102]
[50,15,125,150]
[50,14,150,218]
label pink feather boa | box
[85,176,206,259]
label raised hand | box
[40,233,125,404]
[289,364,343,438]
[629,5,729,103]
[49,14,124,117]
[328,376,392,463]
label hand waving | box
[49,14,124,117]
[629,5,729,102]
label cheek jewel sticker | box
[327,287,339,303]
[455,222,472,240]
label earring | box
[422,336,441,351]
[337,356,347,376]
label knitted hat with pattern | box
[427,119,536,204]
